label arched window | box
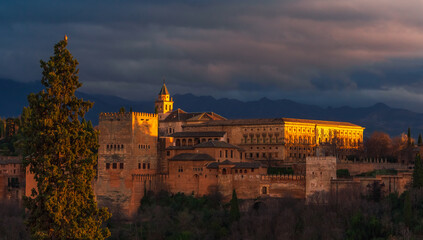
[188,139,193,145]
[176,139,181,146]
[182,139,187,146]
[262,186,267,194]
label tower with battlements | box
[95,112,159,216]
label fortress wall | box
[130,174,169,215]
[331,172,412,198]
[217,174,306,200]
[337,162,410,175]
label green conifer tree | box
[418,134,422,146]
[403,191,413,227]
[408,127,412,146]
[119,106,126,113]
[230,189,240,222]
[413,154,423,188]
[21,37,110,239]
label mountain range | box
[1,78,422,137]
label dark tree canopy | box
[21,38,110,239]
[413,155,423,189]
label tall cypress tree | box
[418,134,422,146]
[408,127,412,146]
[230,189,240,222]
[21,37,110,239]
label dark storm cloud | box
[1,0,423,111]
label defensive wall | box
[337,160,411,176]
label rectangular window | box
[167,151,170,156]
[143,163,146,169]
[112,163,117,169]
[148,163,150,169]
[105,163,109,169]
[138,163,141,169]
[231,150,233,158]
[225,150,228,158]
[120,163,124,169]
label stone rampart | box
[337,162,410,175]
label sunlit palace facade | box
[95,83,364,215]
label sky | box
[1,0,423,112]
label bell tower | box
[155,81,174,120]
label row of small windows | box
[107,144,124,150]
[290,147,316,151]
[106,162,124,169]
[290,153,311,158]
[176,138,220,146]
[106,162,151,170]
[247,152,279,158]
[250,146,279,150]
[138,163,151,169]
[139,144,151,149]
[193,168,203,172]
[234,168,254,174]
[288,128,314,133]
[244,127,279,132]
[219,150,234,158]
[242,138,281,144]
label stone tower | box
[305,156,336,203]
[155,82,174,120]
[95,112,159,215]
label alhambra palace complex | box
[0,83,417,216]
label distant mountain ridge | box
[1,78,422,136]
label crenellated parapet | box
[99,112,157,121]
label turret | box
[155,81,174,120]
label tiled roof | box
[282,118,362,127]
[169,131,226,138]
[187,118,285,126]
[233,162,262,169]
[185,118,362,128]
[159,83,170,95]
[194,141,241,149]
[170,153,215,161]
[165,146,195,150]
[162,109,226,122]
[206,162,219,169]
[206,160,262,169]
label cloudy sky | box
[1,0,423,112]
